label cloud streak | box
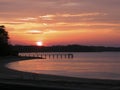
[0,0,120,46]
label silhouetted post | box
[56,54,59,58]
[48,54,51,58]
[64,54,67,58]
[60,54,62,58]
[52,54,55,58]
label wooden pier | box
[18,53,74,59]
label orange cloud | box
[0,0,120,46]
[18,17,37,21]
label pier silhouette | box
[18,53,74,59]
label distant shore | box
[14,45,120,52]
[0,56,120,90]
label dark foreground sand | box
[0,56,120,90]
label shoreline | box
[0,56,120,90]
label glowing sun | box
[36,41,43,46]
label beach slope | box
[0,56,120,90]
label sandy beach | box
[0,56,120,90]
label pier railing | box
[18,53,74,59]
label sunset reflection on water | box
[6,52,120,80]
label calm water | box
[6,52,120,80]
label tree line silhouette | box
[15,45,120,52]
[0,25,17,56]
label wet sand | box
[0,56,120,90]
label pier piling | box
[18,53,74,59]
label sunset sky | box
[0,0,120,46]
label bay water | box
[6,52,120,80]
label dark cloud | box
[0,0,119,14]
[0,22,24,25]
[0,1,118,15]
